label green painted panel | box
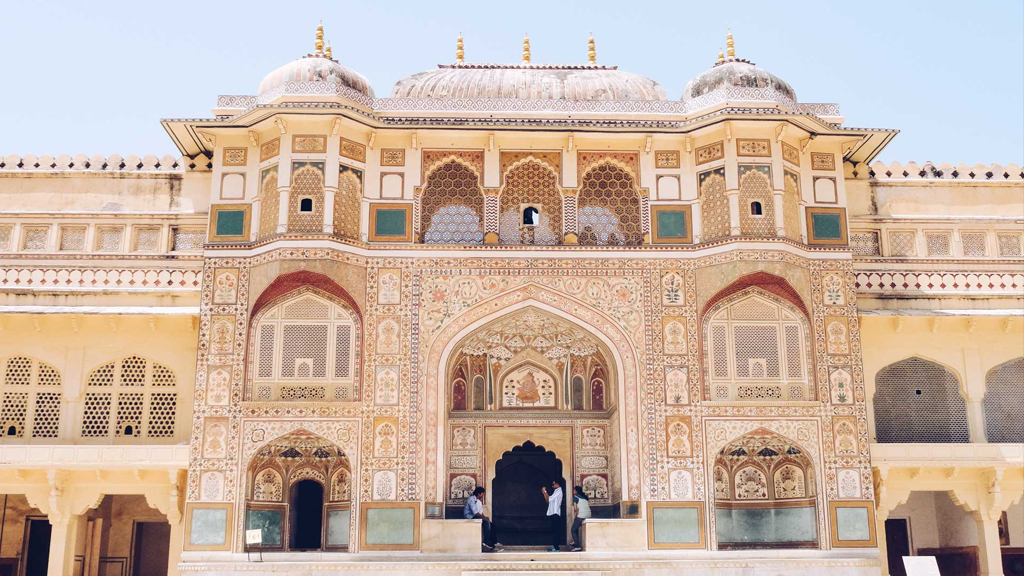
[652,506,701,544]
[188,508,228,546]
[365,507,415,545]
[835,507,870,541]
[656,211,689,239]
[245,509,283,547]
[375,209,408,237]
[812,213,843,240]
[715,506,817,544]
[216,210,246,237]
[326,509,351,547]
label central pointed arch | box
[422,283,643,504]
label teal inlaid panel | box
[375,209,408,237]
[811,212,843,240]
[365,507,415,545]
[715,506,817,544]
[326,509,351,547]
[835,507,871,541]
[656,211,689,239]
[189,508,228,546]
[216,210,246,237]
[245,509,283,547]
[652,506,701,544]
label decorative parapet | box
[0,153,211,173]
[0,443,189,469]
[845,161,1024,182]
[216,89,840,118]
[0,266,203,291]
[855,270,1024,295]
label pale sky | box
[0,0,1021,164]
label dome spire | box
[588,33,596,64]
[522,34,531,64]
[315,21,325,56]
[325,41,333,60]
[456,33,464,63]
[726,28,735,59]
[717,48,725,65]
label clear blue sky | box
[1,0,1021,164]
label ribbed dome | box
[391,64,667,101]
[257,56,374,103]
[682,59,796,106]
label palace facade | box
[0,27,1021,576]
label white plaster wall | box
[889,491,981,554]
[932,491,978,548]
[1006,499,1023,548]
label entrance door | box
[131,522,170,576]
[290,480,324,550]
[885,518,911,576]
[22,517,51,576]
[492,441,565,547]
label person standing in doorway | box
[569,485,591,551]
[541,479,564,552]
[464,487,501,551]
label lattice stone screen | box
[171,227,205,252]
[577,163,642,246]
[705,293,810,401]
[874,357,969,443]
[983,358,1024,443]
[80,355,178,439]
[850,231,880,256]
[960,232,988,257]
[59,226,87,251]
[0,356,63,439]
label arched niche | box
[874,357,969,443]
[983,357,1024,443]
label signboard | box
[245,529,263,546]
[903,556,941,576]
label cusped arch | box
[874,356,969,443]
[498,158,562,245]
[577,160,643,246]
[80,355,178,439]
[425,284,643,502]
[419,158,485,245]
[982,357,1023,443]
[0,355,63,439]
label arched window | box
[0,356,62,439]
[452,371,468,411]
[288,162,325,233]
[874,357,969,443]
[499,160,561,245]
[704,291,811,401]
[251,291,360,402]
[420,160,484,244]
[750,201,763,216]
[80,356,177,439]
[577,162,642,246]
[982,358,1023,444]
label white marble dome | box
[682,59,797,107]
[257,55,374,103]
[391,64,667,101]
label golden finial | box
[717,48,725,65]
[588,33,596,64]
[315,22,325,55]
[325,41,333,60]
[522,34,531,64]
[456,33,464,63]
[726,28,735,58]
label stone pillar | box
[876,507,891,576]
[167,520,185,576]
[323,187,337,234]
[727,190,741,236]
[975,513,1005,576]
[250,197,261,241]
[47,514,85,576]
[691,202,703,244]
[798,200,808,243]
[277,187,289,234]
[772,190,786,237]
[963,348,988,443]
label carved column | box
[47,514,86,576]
[773,190,786,237]
[798,200,808,243]
[561,189,578,244]
[726,190,741,236]
[323,187,337,234]
[276,187,289,234]
[250,197,261,242]
[483,189,500,244]
[975,513,1005,576]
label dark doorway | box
[885,518,911,576]
[131,522,170,576]
[23,517,51,576]
[290,480,324,550]
[492,441,565,547]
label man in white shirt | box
[541,479,564,552]
[463,487,500,550]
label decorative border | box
[828,500,876,548]
[292,135,327,154]
[646,501,706,549]
[359,502,420,550]
[340,138,367,163]
[650,205,693,244]
[222,148,248,167]
[208,205,251,243]
[380,148,406,167]
[735,139,771,158]
[811,153,836,171]
[654,150,680,169]
[695,142,724,165]
[805,207,847,246]
[368,203,413,242]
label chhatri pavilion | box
[0,25,1021,576]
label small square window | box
[750,202,763,216]
[521,206,540,227]
[299,197,314,212]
